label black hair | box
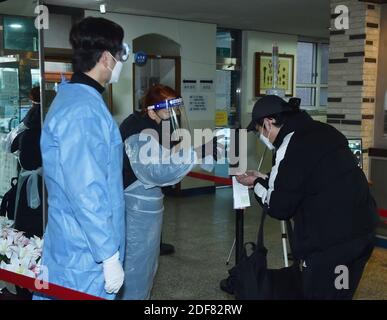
[29,86,40,103]
[23,102,41,129]
[257,98,301,128]
[69,17,124,73]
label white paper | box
[232,176,251,209]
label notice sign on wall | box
[200,80,214,91]
[188,95,207,112]
[182,80,197,92]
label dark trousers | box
[301,234,374,300]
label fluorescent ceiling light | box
[9,23,23,29]
[0,56,18,63]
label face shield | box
[147,97,191,143]
[117,42,130,62]
[108,43,130,84]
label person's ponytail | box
[287,97,301,111]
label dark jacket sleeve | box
[254,132,305,220]
[10,134,21,153]
[253,176,269,207]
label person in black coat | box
[10,86,43,238]
[237,95,379,300]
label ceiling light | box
[100,3,106,14]
[9,23,23,29]
[0,56,18,63]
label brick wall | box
[328,0,381,177]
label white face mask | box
[259,123,275,151]
[107,53,123,84]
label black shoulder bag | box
[230,208,303,300]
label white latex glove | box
[102,252,124,294]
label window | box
[296,41,329,109]
[3,16,38,51]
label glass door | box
[133,56,180,111]
[214,28,242,184]
[0,0,46,299]
[0,61,20,196]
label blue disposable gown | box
[33,81,125,300]
[118,133,197,300]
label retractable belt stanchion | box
[232,128,245,265]
[235,209,244,264]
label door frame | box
[132,55,181,111]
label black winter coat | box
[253,111,378,259]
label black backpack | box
[0,177,18,220]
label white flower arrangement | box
[0,216,43,295]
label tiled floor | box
[151,188,387,300]
[355,248,387,300]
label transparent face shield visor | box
[147,97,191,143]
[117,42,130,62]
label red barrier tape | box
[2,174,385,299]
[0,171,231,300]
[379,209,387,218]
[0,268,104,300]
[187,172,232,186]
[188,172,387,223]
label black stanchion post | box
[220,128,244,294]
[233,128,244,264]
[235,209,244,264]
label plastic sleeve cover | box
[125,133,197,188]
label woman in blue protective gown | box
[118,84,220,299]
[33,17,130,300]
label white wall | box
[85,11,217,190]
[86,11,217,129]
[241,30,298,170]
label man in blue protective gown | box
[33,17,130,300]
